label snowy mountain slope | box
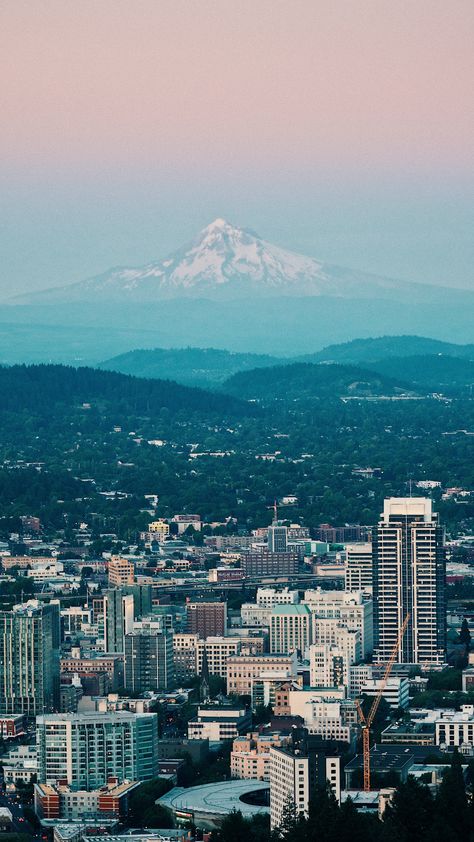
[11,218,426,304]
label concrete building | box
[36,711,159,789]
[231,732,288,781]
[309,630,362,688]
[148,519,170,542]
[240,551,299,578]
[34,779,138,824]
[270,741,340,829]
[186,601,227,639]
[345,543,373,593]
[303,589,373,657]
[108,556,135,587]
[267,521,288,553]
[124,624,174,692]
[270,604,312,656]
[256,587,299,607]
[227,653,297,697]
[0,600,60,716]
[435,705,474,748]
[104,585,152,654]
[373,498,446,666]
[173,633,199,682]
[188,705,252,741]
[359,677,410,710]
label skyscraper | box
[0,600,60,716]
[104,585,153,653]
[373,497,446,666]
[124,623,174,691]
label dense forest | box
[0,360,473,538]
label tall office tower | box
[36,711,159,789]
[268,521,288,553]
[0,600,60,716]
[104,585,153,653]
[124,624,174,691]
[186,600,227,639]
[373,497,446,666]
[345,543,373,593]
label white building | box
[187,705,251,741]
[359,677,409,710]
[241,603,273,627]
[256,587,299,608]
[373,497,446,666]
[270,604,311,655]
[227,653,297,697]
[309,630,361,688]
[345,543,373,593]
[303,589,373,657]
[435,706,474,748]
[269,746,340,829]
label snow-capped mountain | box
[12,218,427,303]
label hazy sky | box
[1,0,473,298]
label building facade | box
[373,498,446,666]
[36,711,159,789]
[0,600,60,716]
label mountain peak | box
[12,220,421,304]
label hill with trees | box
[222,362,413,402]
[99,347,283,388]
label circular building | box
[157,779,270,830]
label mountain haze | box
[11,218,444,304]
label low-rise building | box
[231,732,289,781]
[188,704,252,741]
[227,653,297,697]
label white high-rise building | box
[373,498,446,666]
[345,543,373,593]
[269,745,340,829]
[270,605,312,656]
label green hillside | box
[100,346,283,387]
[304,335,474,364]
[223,361,412,402]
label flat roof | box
[158,780,269,819]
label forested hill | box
[222,362,411,401]
[100,346,282,388]
[305,335,474,364]
[0,364,252,417]
[364,355,474,393]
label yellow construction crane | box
[355,613,410,791]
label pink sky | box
[1,0,473,179]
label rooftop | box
[158,779,269,819]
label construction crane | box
[355,613,410,791]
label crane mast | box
[356,613,410,791]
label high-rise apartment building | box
[373,497,446,666]
[36,711,159,789]
[104,585,152,653]
[344,543,373,593]
[124,623,174,691]
[269,736,340,829]
[0,600,60,716]
[186,601,227,639]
